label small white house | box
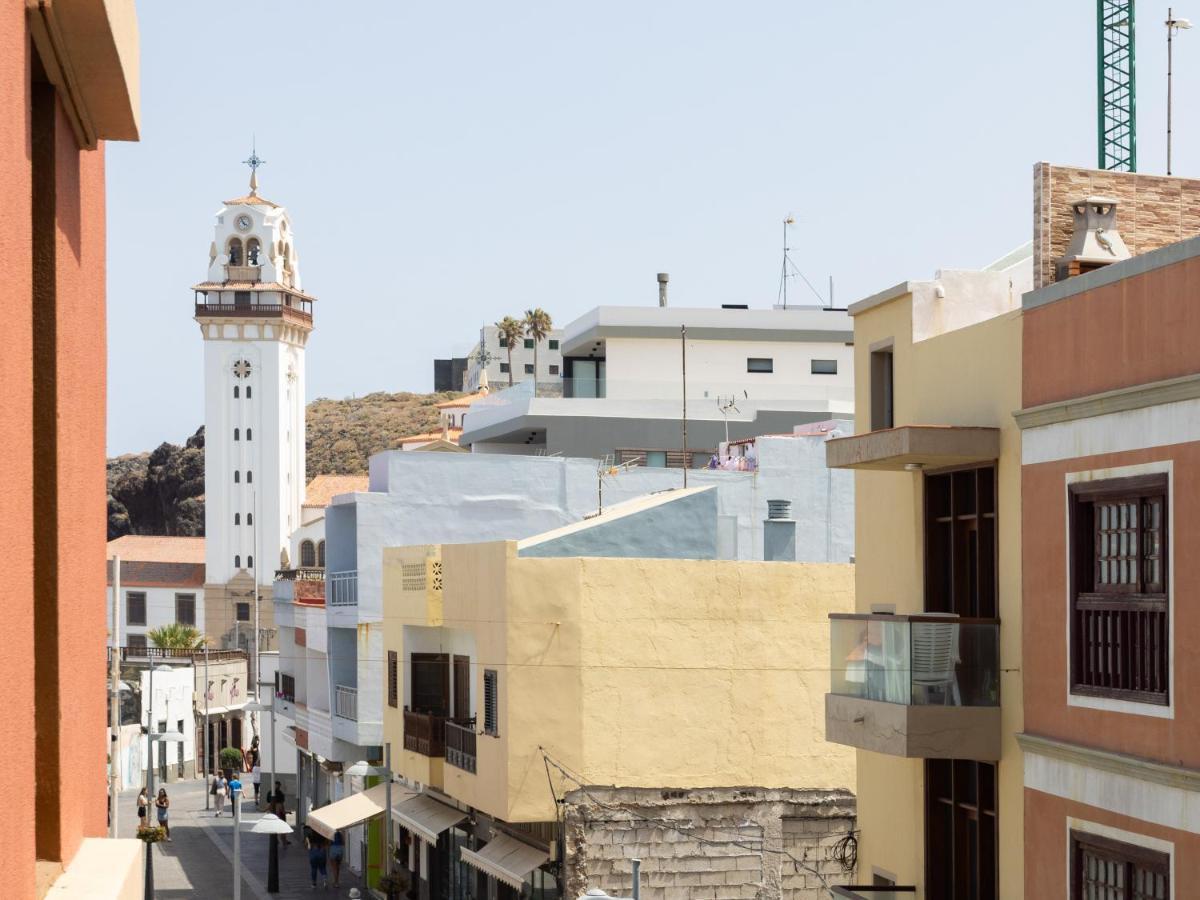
[106,535,206,650]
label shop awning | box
[460,833,550,890]
[307,782,417,839]
[391,793,466,844]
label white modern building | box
[463,323,564,392]
[192,167,314,654]
[459,303,855,458]
[106,535,206,650]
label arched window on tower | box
[228,237,244,266]
[246,386,252,399]
[317,540,326,568]
[246,238,261,265]
[234,555,241,569]
[233,385,239,399]
[247,555,254,569]
[247,512,253,525]
[300,540,316,568]
[234,470,240,483]
[247,471,253,484]
[246,428,252,441]
[234,428,240,441]
[234,513,240,525]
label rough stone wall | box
[1033,162,1200,289]
[563,787,856,900]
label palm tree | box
[523,308,553,391]
[147,623,206,650]
[494,316,524,387]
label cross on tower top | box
[242,142,266,195]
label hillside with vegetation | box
[107,390,458,539]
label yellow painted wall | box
[384,544,856,824]
[848,293,1024,896]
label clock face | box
[235,214,253,232]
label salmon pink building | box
[1,0,141,895]
[1017,236,1200,897]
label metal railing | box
[109,646,247,663]
[444,719,477,773]
[275,567,326,582]
[334,685,358,721]
[328,570,358,606]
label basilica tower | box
[193,161,314,651]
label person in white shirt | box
[251,764,262,807]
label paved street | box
[118,778,366,898]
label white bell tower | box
[193,156,313,647]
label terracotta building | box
[1,0,141,896]
[1018,233,1200,897]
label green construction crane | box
[1098,0,1137,171]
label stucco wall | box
[848,292,1024,895]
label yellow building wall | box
[848,294,1024,896]
[384,544,857,826]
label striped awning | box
[460,833,550,890]
[391,793,465,844]
[307,782,416,839]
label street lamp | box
[244,696,278,814]
[1167,8,1193,174]
[144,663,184,898]
[346,746,393,877]
[250,812,293,893]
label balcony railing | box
[404,709,447,757]
[194,300,312,326]
[830,613,1000,707]
[444,719,477,773]
[328,570,358,606]
[225,264,262,280]
[275,567,326,582]
[334,685,358,721]
[109,646,247,663]
[832,888,916,899]
[826,613,1002,760]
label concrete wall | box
[385,542,856,824]
[847,291,1024,895]
[563,787,856,900]
[138,666,197,782]
[108,584,205,646]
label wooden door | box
[411,653,450,715]
[453,655,470,719]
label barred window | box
[388,651,399,708]
[1070,474,1168,704]
[300,540,316,568]
[1072,830,1168,900]
[483,669,499,736]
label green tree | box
[147,623,206,650]
[522,308,553,391]
[494,316,525,387]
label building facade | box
[464,323,564,393]
[106,535,206,650]
[194,172,315,658]
[1017,234,1200,896]
[2,1,144,895]
[377,490,857,899]
[822,266,1026,898]
[460,304,854,459]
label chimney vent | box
[1056,195,1131,281]
[657,272,669,307]
[767,499,792,520]
[763,499,796,562]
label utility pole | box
[1098,1,1137,171]
[681,325,688,489]
[109,555,121,838]
[1167,9,1193,175]
[204,647,211,811]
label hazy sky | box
[106,1,1200,454]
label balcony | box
[832,888,916,899]
[334,685,358,721]
[826,613,1001,761]
[444,719,477,774]
[275,567,326,582]
[225,264,262,281]
[194,296,312,327]
[825,425,1000,471]
[403,709,448,757]
[328,570,358,607]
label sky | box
[106,1,1200,455]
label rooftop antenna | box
[716,391,746,446]
[1097,2,1137,171]
[777,214,830,308]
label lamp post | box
[245,695,277,814]
[1167,8,1193,174]
[144,663,185,899]
[250,812,293,893]
[346,747,393,877]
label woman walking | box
[136,787,148,828]
[155,788,171,841]
[213,772,228,817]
[305,827,328,889]
[268,781,290,846]
[329,830,345,887]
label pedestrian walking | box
[136,787,148,828]
[155,788,171,841]
[305,827,328,889]
[251,763,262,806]
[329,830,345,887]
[213,772,228,816]
[228,772,243,813]
[268,781,290,846]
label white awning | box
[460,833,550,890]
[307,782,417,839]
[391,793,466,844]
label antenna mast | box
[1098,0,1137,171]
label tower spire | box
[242,141,266,196]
